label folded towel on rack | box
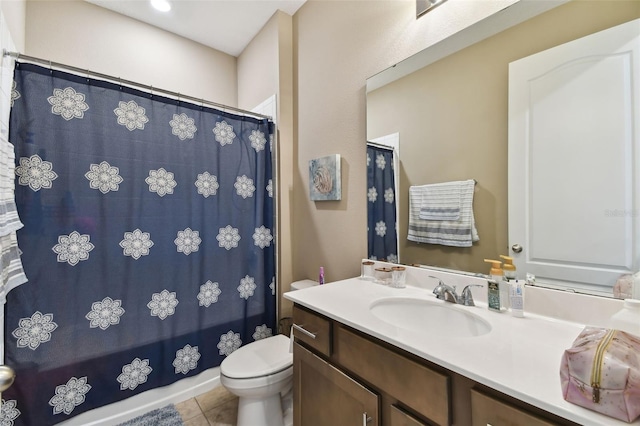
[408,179,479,247]
[418,181,461,221]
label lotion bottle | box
[510,279,524,317]
[318,267,325,285]
[484,259,505,312]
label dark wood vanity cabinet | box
[292,304,577,426]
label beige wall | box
[368,1,640,274]
[24,0,237,107]
[291,0,522,283]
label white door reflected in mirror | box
[508,19,640,296]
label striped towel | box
[408,179,479,247]
[418,181,461,220]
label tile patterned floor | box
[175,386,238,426]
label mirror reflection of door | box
[367,135,399,262]
[508,19,640,296]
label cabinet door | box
[471,389,557,426]
[294,342,379,426]
[390,405,429,426]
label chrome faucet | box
[430,276,482,306]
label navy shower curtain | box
[2,63,276,425]
[367,145,397,262]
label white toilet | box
[220,279,317,426]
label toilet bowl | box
[220,280,316,426]
[220,334,293,426]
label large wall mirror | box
[366,0,640,297]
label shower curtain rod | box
[366,141,395,151]
[3,50,272,120]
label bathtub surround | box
[4,63,276,425]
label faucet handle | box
[460,284,483,306]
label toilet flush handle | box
[292,324,317,339]
[363,412,372,425]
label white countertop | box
[284,276,636,426]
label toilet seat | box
[220,334,293,379]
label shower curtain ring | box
[49,60,52,74]
[150,85,153,98]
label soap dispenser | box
[484,259,505,312]
[500,255,517,281]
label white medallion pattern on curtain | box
[252,324,272,341]
[234,175,255,199]
[384,188,395,203]
[217,331,242,356]
[252,226,273,248]
[0,399,20,424]
[216,225,240,250]
[85,161,123,194]
[368,187,377,202]
[147,289,179,320]
[197,280,221,307]
[174,228,201,255]
[48,376,91,415]
[48,87,89,121]
[173,344,201,374]
[15,154,58,191]
[375,221,387,237]
[120,229,154,259]
[169,113,197,140]
[85,297,125,330]
[249,130,266,152]
[12,311,58,350]
[117,358,153,391]
[52,231,94,266]
[213,120,236,146]
[237,275,257,300]
[269,278,275,296]
[11,81,20,106]
[114,100,149,131]
[267,179,273,198]
[194,172,219,197]
[146,168,177,197]
[376,154,386,170]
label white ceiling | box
[86,0,306,57]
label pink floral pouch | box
[560,327,640,422]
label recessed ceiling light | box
[150,0,171,12]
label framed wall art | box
[309,154,341,201]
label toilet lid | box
[220,334,293,379]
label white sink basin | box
[369,297,492,338]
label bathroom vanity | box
[284,264,634,426]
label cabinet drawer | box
[470,389,556,426]
[390,405,429,426]
[334,325,450,426]
[292,305,331,357]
